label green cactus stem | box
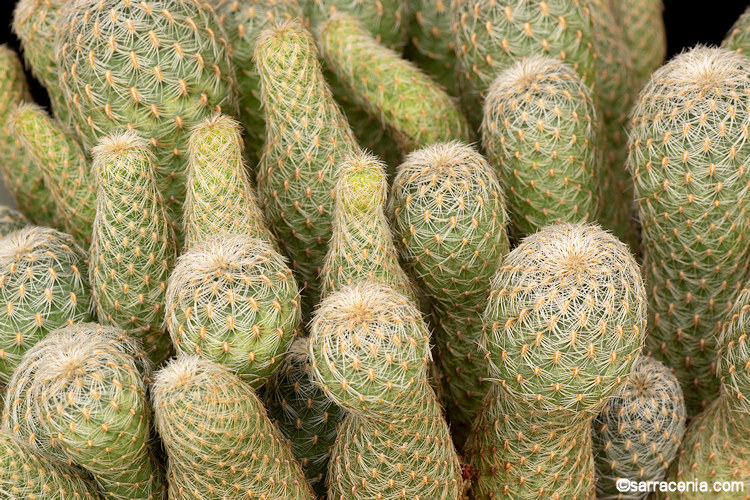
[405,0,458,95]
[0,206,29,236]
[724,6,750,57]
[610,0,666,91]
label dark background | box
[0,1,747,111]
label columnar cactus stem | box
[629,46,750,414]
[318,13,471,155]
[90,131,178,365]
[406,0,458,95]
[152,355,316,499]
[610,0,666,90]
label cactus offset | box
[406,0,458,95]
[0,206,29,236]
[482,56,599,239]
[592,356,687,499]
[165,233,300,388]
[0,226,92,385]
[90,132,177,365]
[629,46,750,413]
[610,0,666,90]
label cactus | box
[152,355,315,499]
[0,206,29,236]
[592,356,687,499]
[406,0,458,95]
[254,19,358,313]
[318,13,471,155]
[0,226,92,385]
[482,56,599,239]
[725,7,750,56]
[184,114,274,249]
[0,430,102,499]
[452,0,596,130]
[10,103,96,247]
[629,46,750,414]
[0,45,54,227]
[610,0,666,90]
[55,0,239,226]
[2,323,166,499]
[321,150,415,301]
[165,233,301,388]
[264,337,345,496]
[89,132,177,365]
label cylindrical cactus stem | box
[321,150,415,301]
[0,206,29,236]
[724,6,750,56]
[184,113,274,249]
[152,355,315,499]
[3,323,166,499]
[610,0,666,91]
[592,356,687,499]
[0,46,55,227]
[90,131,178,365]
[481,56,599,239]
[629,46,750,414]
[406,0,459,95]
[254,19,358,314]
[55,0,239,227]
[264,336,346,496]
[452,0,597,130]
[0,430,102,499]
[0,226,93,385]
[165,233,301,388]
[9,103,96,247]
[318,13,471,155]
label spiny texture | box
[629,46,750,414]
[165,233,301,388]
[10,103,95,247]
[2,323,166,499]
[318,13,471,155]
[321,150,415,301]
[90,131,177,365]
[406,0,458,95]
[0,430,103,499]
[184,113,273,249]
[0,206,29,236]
[264,337,345,496]
[717,285,750,413]
[56,0,239,225]
[453,0,596,130]
[725,7,750,56]
[213,0,300,163]
[0,226,92,385]
[610,0,666,90]
[592,356,687,499]
[254,19,358,313]
[483,223,646,415]
[482,56,599,239]
[0,46,54,227]
[152,355,315,499]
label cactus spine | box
[90,132,177,365]
[406,0,458,95]
[724,7,750,57]
[610,0,666,90]
[0,206,29,237]
[629,46,750,414]
[0,226,92,385]
[482,56,599,239]
[254,19,358,312]
[319,13,471,155]
[592,356,687,499]
[152,355,315,499]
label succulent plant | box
[724,6,750,56]
[318,13,471,155]
[89,131,177,365]
[482,56,599,239]
[165,233,300,388]
[629,46,750,414]
[184,113,274,249]
[0,226,92,385]
[592,356,687,499]
[610,0,666,90]
[152,355,315,499]
[0,429,103,499]
[2,322,166,499]
[254,19,358,313]
[406,0,458,95]
[55,0,239,226]
[0,206,29,236]
[10,103,96,247]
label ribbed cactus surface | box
[165,233,300,388]
[0,206,29,236]
[254,19,358,313]
[610,0,666,90]
[90,132,177,365]
[406,0,458,95]
[0,226,92,385]
[629,46,750,413]
[152,355,315,499]
[482,56,599,239]
[592,356,687,499]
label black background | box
[0,1,747,109]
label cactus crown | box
[338,151,388,213]
[483,223,646,416]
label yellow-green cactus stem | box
[724,6,750,56]
[0,206,29,236]
[610,0,666,91]
[406,0,458,95]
